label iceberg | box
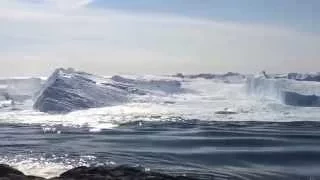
[33,68,129,113]
[287,73,320,82]
[33,69,183,113]
[247,75,320,107]
[173,72,246,83]
[111,75,182,94]
[262,72,320,82]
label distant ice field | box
[0,76,319,130]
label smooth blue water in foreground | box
[0,120,319,180]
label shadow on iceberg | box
[282,91,320,107]
[33,68,183,114]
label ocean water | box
[0,77,320,180]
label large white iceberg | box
[247,75,320,107]
[33,68,129,113]
[33,68,183,113]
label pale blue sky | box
[0,0,318,76]
[92,0,318,32]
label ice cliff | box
[247,75,320,107]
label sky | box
[0,0,318,76]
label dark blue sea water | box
[1,120,320,180]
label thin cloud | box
[43,0,94,9]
